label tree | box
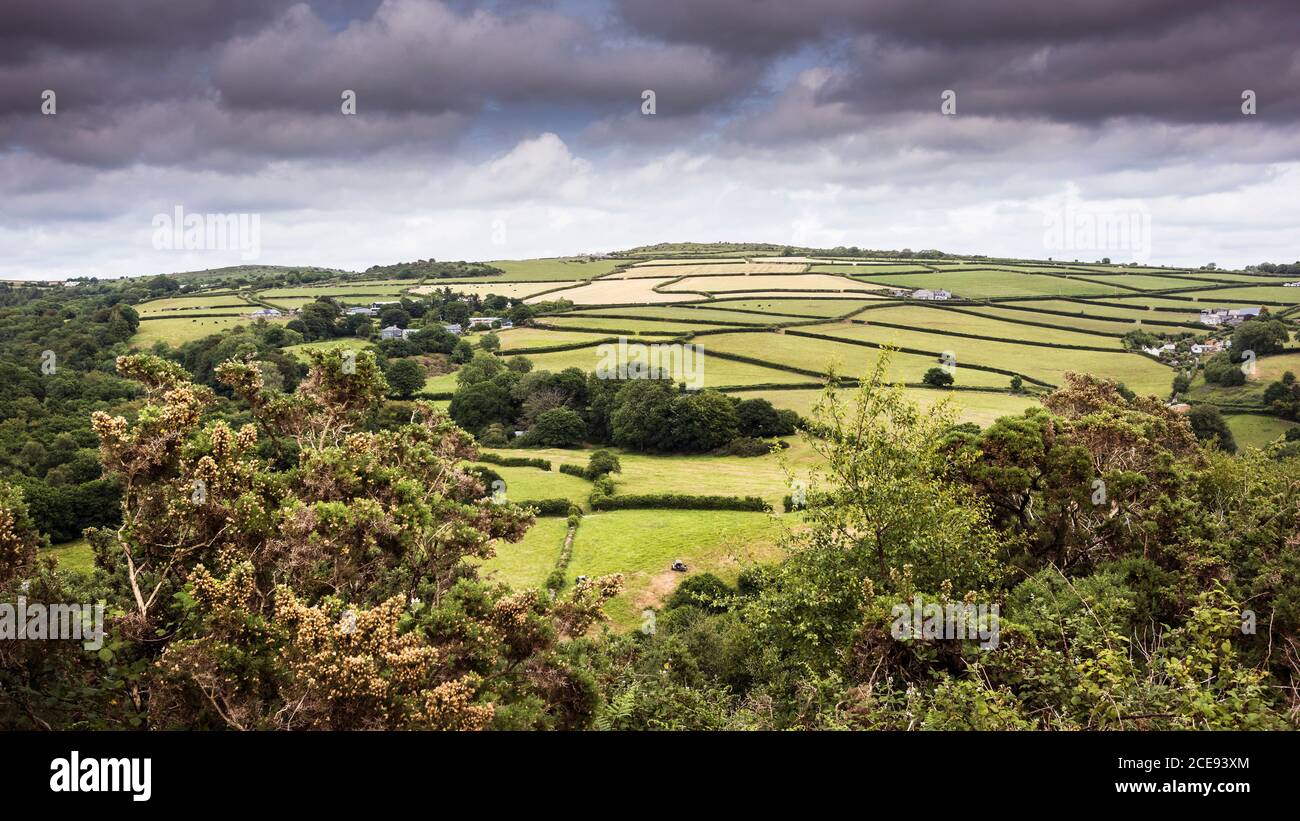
[385,358,425,399]
[479,333,501,352]
[522,407,586,447]
[1010,375,1024,393]
[73,350,621,730]
[669,390,740,452]
[585,449,621,479]
[1232,319,1289,358]
[922,367,954,387]
[1172,373,1191,395]
[1187,405,1237,453]
[609,379,677,452]
[736,398,793,437]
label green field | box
[132,315,289,347]
[40,538,95,574]
[477,517,570,590]
[844,269,1128,299]
[568,510,787,628]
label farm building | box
[249,308,282,318]
[443,323,463,335]
[380,325,405,340]
[468,316,501,328]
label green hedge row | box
[478,453,552,470]
[590,492,770,512]
[524,498,572,516]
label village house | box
[249,307,282,318]
[468,316,500,328]
[443,323,463,335]
[346,306,377,317]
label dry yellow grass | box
[525,277,693,305]
[613,262,809,278]
[662,273,879,293]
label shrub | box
[922,367,954,387]
[521,407,587,447]
[586,449,621,479]
[477,452,550,470]
[666,573,734,613]
[384,358,425,399]
[589,492,769,512]
[525,498,571,516]
[558,463,587,478]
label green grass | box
[131,315,289,348]
[485,464,592,505]
[856,305,1125,348]
[996,299,1205,325]
[476,517,571,590]
[482,258,625,281]
[283,337,373,362]
[846,269,1127,299]
[137,294,255,315]
[811,322,1172,395]
[539,316,715,335]
[1176,286,1300,305]
[485,438,819,511]
[738,387,1039,427]
[1226,415,1299,449]
[700,331,1012,387]
[568,510,786,629]
[41,538,94,575]
[515,343,811,388]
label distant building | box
[1230,307,1262,319]
[1284,281,1300,287]
[468,316,500,328]
[249,308,282,318]
[380,325,405,340]
[443,323,463,335]
[911,289,951,301]
[346,306,377,317]
[1191,340,1226,355]
[370,300,400,311]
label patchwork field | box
[117,255,1297,637]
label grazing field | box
[283,337,373,362]
[615,262,809,277]
[1226,414,1299,449]
[993,299,1207,325]
[525,277,694,305]
[538,316,731,335]
[574,304,824,323]
[137,294,255,315]
[518,342,809,388]
[810,322,1172,394]
[487,464,592,505]
[847,269,1127,299]
[1177,285,1300,304]
[476,517,570,590]
[484,258,626,280]
[568,510,787,628]
[40,538,95,575]
[736,387,1040,426]
[853,305,1127,348]
[256,281,414,299]
[699,330,1014,387]
[132,315,289,347]
[662,273,880,294]
[410,282,559,299]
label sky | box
[1,0,1298,279]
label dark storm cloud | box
[0,0,1297,172]
[619,0,1300,124]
